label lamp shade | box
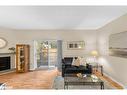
[91,50,98,56]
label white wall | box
[0,29,97,70]
[97,14,127,88]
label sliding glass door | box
[48,41,57,67]
[35,40,57,68]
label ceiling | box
[0,6,127,30]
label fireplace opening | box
[0,56,10,71]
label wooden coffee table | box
[64,74,104,89]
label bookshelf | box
[16,44,30,73]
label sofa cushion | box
[78,65,87,69]
[64,66,89,74]
[64,57,73,64]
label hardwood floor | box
[0,68,123,89]
[0,68,59,89]
[95,71,123,89]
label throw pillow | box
[80,57,86,66]
[72,57,76,66]
[72,57,80,66]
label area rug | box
[52,76,115,89]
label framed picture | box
[67,41,85,50]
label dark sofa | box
[62,57,92,77]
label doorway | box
[35,40,57,68]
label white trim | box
[0,69,15,75]
[33,40,37,69]
[103,72,126,89]
[33,39,60,42]
[29,68,36,71]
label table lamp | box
[91,50,98,66]
[91,50,98,57]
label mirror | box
[0,37,7,49]
[109,31,127,58]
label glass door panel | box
[48,41,57,67]
[36,40,57,68]
[36,41,48,67]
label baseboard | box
[0,69,16,75]
[103,72,126,89]
[29,67,36,71]
[29,69,36,71]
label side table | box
[92,65,103,76]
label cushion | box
[72,58,76,65]
[72,57,80,66]
[64,57,73,63]
[80,57,86,66]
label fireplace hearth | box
[0,56,10,71]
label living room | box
[0,6,127,91]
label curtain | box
[57,40,63,71]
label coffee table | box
[64,74,104,89]
[92,65,103,76]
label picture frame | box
[67,41,85,50]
